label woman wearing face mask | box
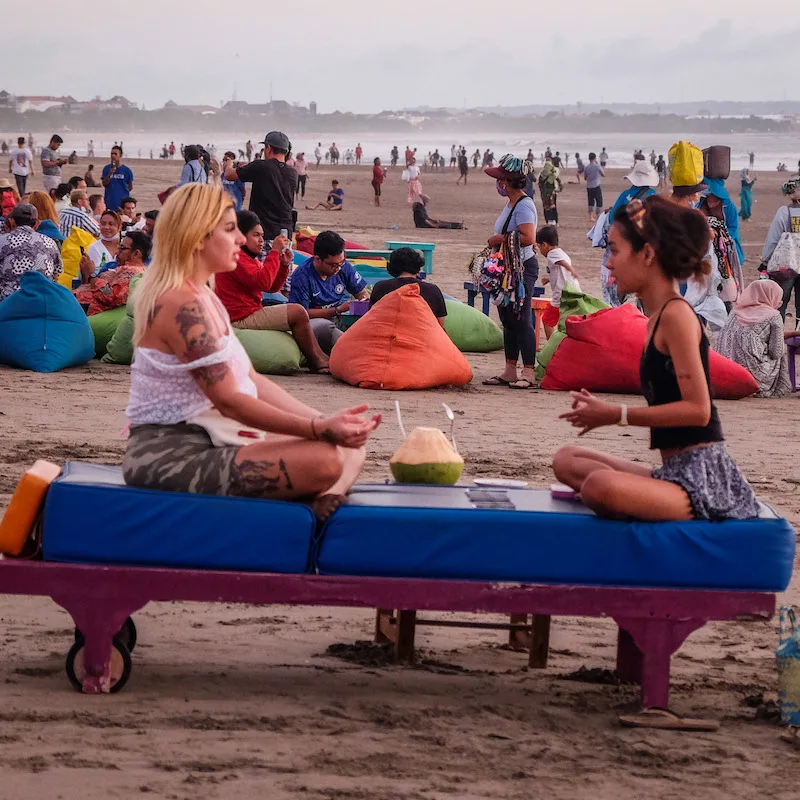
[482,154,539,390]
[81,209,122,279]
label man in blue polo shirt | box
[101,146,134,211]
[288,230,369,353]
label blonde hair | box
[28,191,58,224]
[133,183,233,345]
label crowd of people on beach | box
[2,126,800,528]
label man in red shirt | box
[214,210,330,373]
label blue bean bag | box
[0,271,95,372]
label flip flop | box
[482,376,513,386]
[508,379,537,390]
[308,366,331,375]
[618,707,719,732]
[780,727,799,748]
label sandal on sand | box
[508,378,537,390]
[780,727,800,748]
[618,707,719,732]
[482,376,513,386]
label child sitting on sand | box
[535,225,581,338]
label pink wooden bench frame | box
[0,560,774,705]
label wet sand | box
[0,159,798,800]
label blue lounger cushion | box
[42,462,316,573]
[317,485,796,592]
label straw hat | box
[0,178,13,190]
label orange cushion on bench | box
[329,283,473,390]
[0,460,62,556]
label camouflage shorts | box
[123,423,242,496]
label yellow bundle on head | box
[668,141,704,189]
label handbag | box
[474,197,528,305]
[777,606,800,726]
[767,208,800,280]
[187,408,267,447]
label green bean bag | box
[535,331,566,382]
[233,329,302,375]
[102,315,135,365]
[88,306,127,359]
[100,277,303,374]
[443,299,503,353]
[101,275,140,365]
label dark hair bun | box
[616,195,711,280]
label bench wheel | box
[65,637,132,694]
[74,617,137,653]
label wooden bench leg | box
[395,610,417,663]
[529,615,551,669]
[373,608,417,663]
[615,617,705,709]
[508,614,550,668]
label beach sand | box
[0,160,798,800]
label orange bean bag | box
[540,304,759,400]
[329,284,473,390]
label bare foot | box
[307,359,331,374]
[311,493,347,524]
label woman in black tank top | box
[553,195,759,521]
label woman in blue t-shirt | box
[482,154,539,390]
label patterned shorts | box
[123,423,242,496]
[652,442,761,521]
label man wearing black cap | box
[40,134,68,193]
[0,204,63,301]
[224,131,297,241]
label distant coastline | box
[0,94,797,137]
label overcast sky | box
[6,0,798,112]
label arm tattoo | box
[320,426,338,445]
[175,301,230,388]
[231,458,294,496]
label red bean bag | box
[329,284,473,390]
[540,305,758,400]
[295,233,368,256]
